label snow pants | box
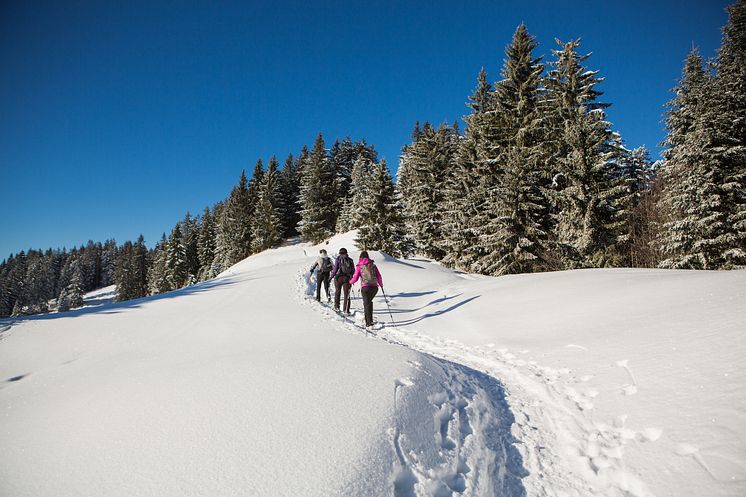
[360,285,379,327]
[316,271,331,301]
[334,275,351,313]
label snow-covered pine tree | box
[181,212,200,284]
[657,49,724,269]
[57,259,84,312]
[476,25,554,275]
[215,170,252,267]
[2,252,28,316]
[545,38,626,268]
[197,206,216,280]
[441,68,495,271]
[298,134,336,243]
[100,239,117,287]
[330,137,379,230]
[278,154,301,238]
[247,159,265,227]
[356,161,412,257]
[708,0,746,267]
[398,122,458,260]
[166,224,188,289]
[114,242,133,302]
[346,155,374,230]
[658,0,746,270]
[252,156,283,252]
[147,234,170,294]
[616,146,655,266]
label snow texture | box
[1,230,744,497]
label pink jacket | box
[349,258,383,287]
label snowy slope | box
[0,239,522,497]
[1,231,744,497]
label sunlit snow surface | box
[1,231,744,497]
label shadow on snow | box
[0,276,242,330]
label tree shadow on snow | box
[372,294,480,326]
[0,276,242,328]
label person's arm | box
[349,265,361,285]
[309,260,319,273]
[330,258,339,279]
[375,266,383,287]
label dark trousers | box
[334,275,351,312]
[316,271,331,301]
[361,285,379,326]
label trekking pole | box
[380,286,396,327]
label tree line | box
[399,1,744,275]
[2,0,743,317]
[0,136,408,317]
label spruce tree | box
[347,155,374,230]
[477,25,554,275]
[356,161,412,257]
[100,239,117,287]
[657,49,732,269]
[546,38,626,268]
[57,259,84,312]
[278,154,301,238]
[215,171,252,267]
[441,68,494,271]
[197,206,216,280]
[147,233,171,294]
[166,225,188,289]
[709,0,746,266]
[252,156,283,252]
[399,122,458,260]
[182,212,200,283]
[298,134,336,243]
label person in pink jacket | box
[349,250,383,327]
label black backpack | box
[338,255,354,277]
[320,256,333,272]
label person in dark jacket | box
[330,248,354,313]
[309,249,332,302]
[348,250,383,327]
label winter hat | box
[339,248,347,255]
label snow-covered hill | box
[1,231,744,497]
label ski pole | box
[381,286,396,327]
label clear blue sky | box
[0,0,730,259]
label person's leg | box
[323,272,331,300]
[361,286,378,326]
[361,286,373,326]
[334,276,342,309]
[315,272,321,301]
[343,282,351,313]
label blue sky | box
[0,0,730,259]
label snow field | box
[1,230,744,496]
[310,232,745,497]
[1,237,524,497]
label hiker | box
[349,250,383,327]
[309,249,332,302]
[330,247,354,314]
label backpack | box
[339,256,354,277]
[360,261,378,285]
[320,256,333,272]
